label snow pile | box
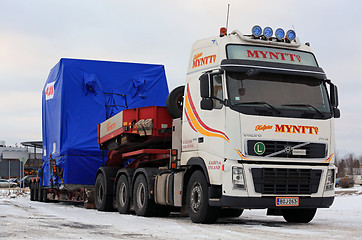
[0,186,361,239]
[335,185,362,196]
[0,188,29,199]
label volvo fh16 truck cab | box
[179,25,340,223]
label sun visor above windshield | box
[220,59,326,80]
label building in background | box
[0,140,42,179]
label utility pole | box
[8,161,11,194]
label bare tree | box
[336,159,346,178]
[345,154,355,176]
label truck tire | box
[133,174,156,217]
[187,170,220,223]
[30,181,35,201]
[166,86,184,119]
[281,208,317,223]
[95,173,113,211]
[220,208,243,218]
[116,175,131,214]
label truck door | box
[182,71,227,169]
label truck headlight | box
[232,167,245,189]
[325,169,334,191]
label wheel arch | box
[95,166,118,196]
[182,157,210,205]
[186,157,210,183]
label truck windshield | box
[226,72,332,119]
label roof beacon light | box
[252,25,262,38]
[286,29,296,41]
[220,27,227,37]
[275,28,285,40]
[263,27,273,38]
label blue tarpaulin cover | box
[42,58,169,186]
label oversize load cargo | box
[42,58,169,186]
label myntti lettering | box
[192,53,217,68]
[275,124,319,135]
[247,50,301,63]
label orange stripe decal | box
[186,84,230,141]
[323,153,334,163]
[184,108,197,132]
[184,84,230,142]
[235,149,250,160]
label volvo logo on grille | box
[284,145,292,154]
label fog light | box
[232,167,245,189]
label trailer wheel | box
[95,173,113,211]
[116,175,131,214]
[133,174,156,217]
[38,182,43,202]
[166,86,184,119]
[42,188,48,202]
[30,181,35,201]
[34,180,39,201]
[220,208,244,218]
[187,170,220,223]
[281,208,317,223]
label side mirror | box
[330,84,339,108]
[200,98,213,110]
[199,73,213,98]
[333,108,341,118]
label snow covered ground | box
[0,186,361,240]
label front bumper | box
[210,196,334,209]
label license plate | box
[276,197,299,206]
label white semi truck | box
[94,25,340,224]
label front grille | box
[247,140,327,158]
[251,168,322,194]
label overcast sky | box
[0,0,361,157]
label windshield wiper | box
[234,101,281,114]
[282,104,324,117]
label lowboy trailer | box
[31,25,340,224]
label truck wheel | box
[34,180,39,201]
[282,208,317,223]
[133,174,156,217]
[30,181,35,201]
[166,86,184,119]
[116,175,131,214]
[220,208,244,218]
[95,173,113,211]
[187,170,220,223]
